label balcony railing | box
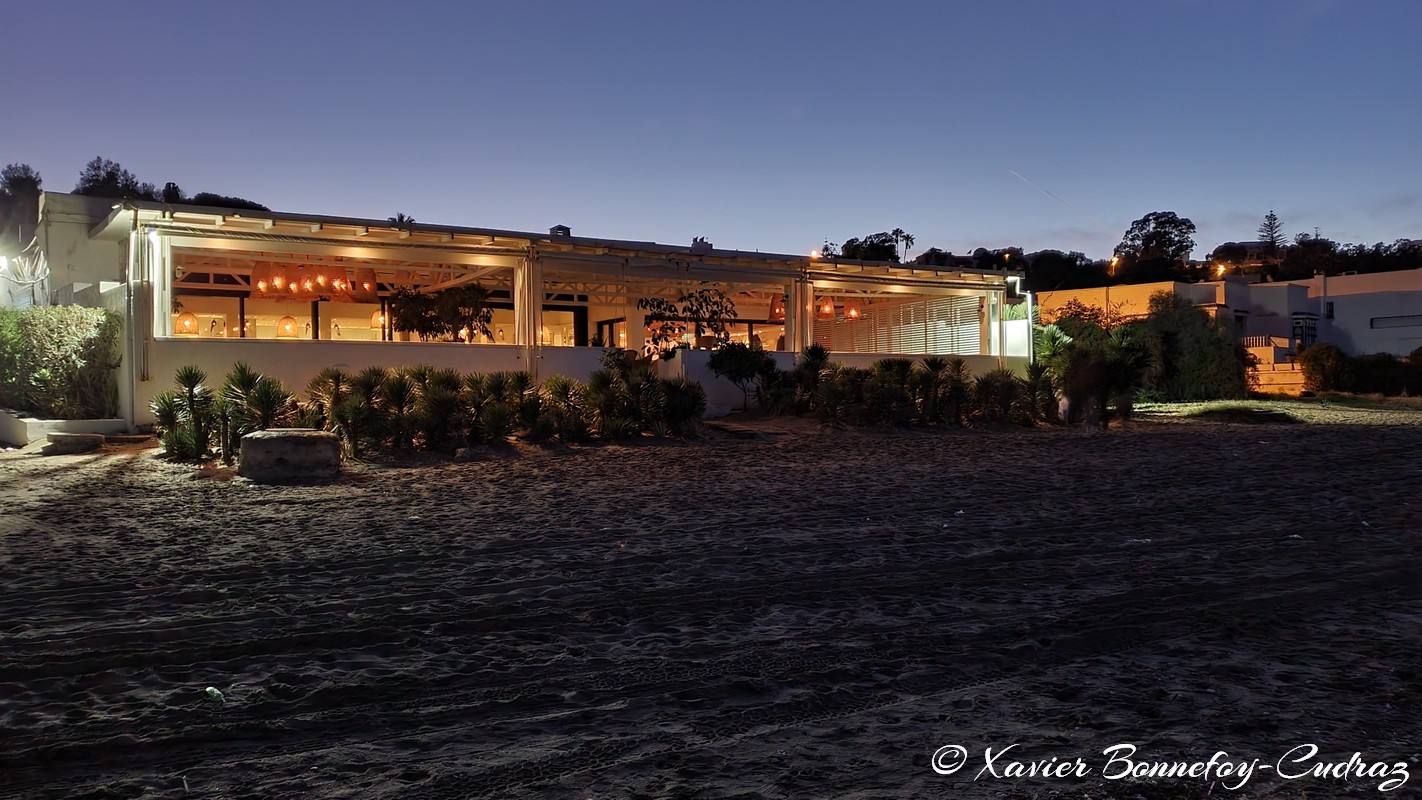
[1243,335,1292,349]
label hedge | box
[0,305,122,418]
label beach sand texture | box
[2,411,1419,799]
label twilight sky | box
[8,1,1420,261]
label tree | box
[187,193,269,211]
[708,341,776,411]
[890,228,915,262]
[636,285,738,358]
[161,182,186,204]
[0,163,42,229]
[1280,233,1339,279]
[1257,210,1284,261]
[1114,211,1197,265]
[73,157,157,200]
[1023,250,1108,291]
[434,284,492,341]
[389,212,416,229]
[838,232,900,262]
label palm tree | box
[891,228,916,262]
[388,212,416,229]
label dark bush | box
[1297,343,1354,393]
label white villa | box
[3,192,1030,428]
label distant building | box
[1038,269,1422,394]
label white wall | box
[1325,293,1422,356]
[669,349,798,417]
[139,339,531,427]
[37,194,125,290]
[534,346,607,382]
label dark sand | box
[2,410,1420,799]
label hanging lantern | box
[370,309,385,329]
[175,311,199,335]
[768,293,786,322]
[277,316,299,338]
[843,298,863,321]
[818,295,836,319]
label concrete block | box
[237,428,341,483]
[42,432,106,455]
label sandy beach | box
[2,408,1420,799]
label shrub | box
[1351,353,1407,395]
[0,305,122,418]
[378,370,419,449]
[708,342,776,411]
[1138,293,1247,401]
[539,375,594,443]
[416,385,465,451]
[1297,343,1354,393]
[150,365,217,460]
[649,376,706,436]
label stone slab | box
[42,432,106,455]
[238,428,341,482]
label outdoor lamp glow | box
[843,298,863,321]
[277,316,299,338]
[370,310,385,329]
[818,296,835,319]
[175,311,199,335]
[768,293,786,322]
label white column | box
[787,277,814,354]
[512,256,544,372]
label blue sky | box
[8,0,1420,260]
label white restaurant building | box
[5,193,1029,427]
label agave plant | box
[306,367,351,430]
[331,395,375,457]
[477,401,515,443]
[378,370,419,449]
[1023,362,1056,423]
[416,385,465,451]
[248,376,296,430]
[149,365,217,460]
[938,356,971,427]
[539,375,593,443]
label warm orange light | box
[175,311,199,335]
[768,293,786,322]
[277,316,299,338]
[363,282,372,291]
[302,278,314,291]
[843,299,863,321]
[370,310,385,329]
[273,275,286,289]
[316,274,327,287]
[818,296,835,319]
[809,250,821,260]
[256,279,268,292]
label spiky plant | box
[1023,362,1056,423]
[173,365,214,455]
[938,356,971,427]
[416,386,464,451]
[306,367,351,430]
[378,370,419,449]
[331,396,375,458]
[403,364,436,391]
[477,401,515,443]
[248,376,296,430]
